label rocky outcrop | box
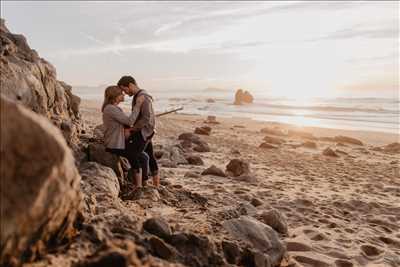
[233,89,253,105]
[0,97,82,266]
[0,19,82,147]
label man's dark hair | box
[117,76,137,87]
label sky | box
[1,1,399,99]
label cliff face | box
[0,19,82,147]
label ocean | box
[74,86,399,134]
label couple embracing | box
[101,76,159,194]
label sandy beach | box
[80,99,400,267]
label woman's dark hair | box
[117,76,137,87]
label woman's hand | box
[124,127,133,139]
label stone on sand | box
[333,135,363,146]
[195,126,212,135]
[226,159,250,177]
[322,147,339,157]
[263,136,285,145]
[258,209,288,235]
[202,165,227,177]
[185,154,204,165]
[143,217,172,240]
[223,216,285,266]
[259,142,278,149]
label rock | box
[185,154,204,165]
[223,216,285,266]
[226,159,250,177]
[184,171,202,178]
[288,130,316,140]
[87,143,125,178]
[206,98,215,103]
[201,165,227,177]
[237,203,258,216]
[195,126,211,135]
[319,136,335,142]
[302,141,317,149]
[323,147,339,157]
[193,141,211,153]
[251,198,264,207]
[149,236,177,260]
[178,132,201,143]
[154,150,164,159]
[168,232,222,266]
[0,97,81,266]
[258,209,288,235]
[180,140,193,149]
[334,135,363,146]
[204,115,220,124]
[74,240,144,267]
[79,162,122,216]
[168,146,188,165]
[222,241,241,264]
[159,159,178,168]
[383,142,400,154]
[259,143,278,149]
[260,127,286,136]
[143,217,172,240]
[263,136,285,145]
[0,21,82,147]
[241,248,272,267]
[234,89,254,105]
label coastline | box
[81,99,399,146]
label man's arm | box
[132,96,152,130]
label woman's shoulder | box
[103,104,122,112]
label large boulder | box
[0,97,82,266]
[234,89,254,105]
[87,143,125,179]
[0,20,82,147]
[223,216,285,266]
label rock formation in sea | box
[233,89,253,105]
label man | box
[117,76,160,188]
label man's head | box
[117,75,139,96]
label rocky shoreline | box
[1,19,400,267]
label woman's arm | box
[105,98,144,127]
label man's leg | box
[145,141,160,187]
[126,131,147,189]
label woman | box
[101,85,148,189]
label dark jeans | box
[106,139,149,181]
[145,141,159,176]
[127,131,149,181]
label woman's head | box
[101,85,124,112]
